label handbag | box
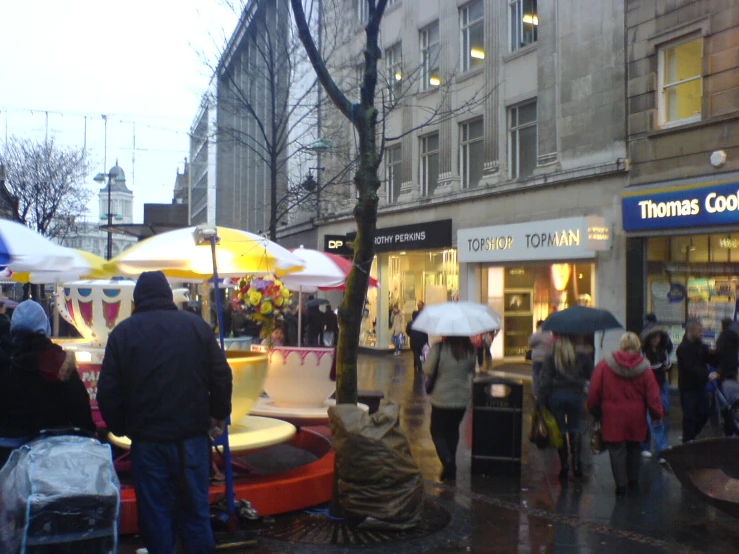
[528,406,550,450]
[424,343,442,395]
[525,349,533,361]
[541,407,563,449]
[589,364,606,455]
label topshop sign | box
[622,179,739,231]
[457,216,610,263]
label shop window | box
[461,0,484,72]
[508,101,537,179]
[509,0,538,52]
[385,144,402,204]
[385,42,402,102]
[460,119,484,189]
[420,22,440,91]
[658,37,702,127]
[420,133,439,196]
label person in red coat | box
[587,332,663,496]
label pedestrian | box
[97,271,233,554]
[390,305,404,355]
[528,320,552,399]
[412,300,425,320]
[539,334,593,479]
[587,332,663,496]
[640,326,672,459]
[323,303,338,347]
[0,298,12,357]
[307,303,325,346]
[710,318,739,436]
[0,300,95,468]
[641,312,673,354]
[676,318,711,443]
[407,310,429,372]
[262,324,285,347]
[423,336,476,482]
[283,302,299,346]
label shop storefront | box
[623,176,739,347]
[325,220,456,350]
[458,216,611,358]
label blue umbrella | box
[541,305,622,335]
[0,219,75,271]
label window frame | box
[357,0,369,25]
[385,42,402,102]
[508,0,538,52]
[460,0,484,73]
[508,101,538,180]
[459,118,484,189]
[385,144,402,204]
[657,36,703,128]
[420,22,441,92]
[420,132,440,196]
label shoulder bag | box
[425,343,442,395]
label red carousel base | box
[117,426,334,535]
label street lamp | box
[94,169,125,260]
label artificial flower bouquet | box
[232,274,290,339]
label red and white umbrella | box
[281,247,378,292]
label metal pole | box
[103,115,112,261]
[316,0,322,220]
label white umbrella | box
[10,248,114,284]
[0,219,76,272]
[411,301,501,337]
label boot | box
[557,446,569,479]
[570,432,583,477]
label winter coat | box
[391,312,404,335]
[324,309,338,334]
[641,327,672,387]
[714,328,739,380]
[423,342,476,409]
[0,333,95,438]
[538,352,593,405]
[676,335,710,391]
[407,316,429,351]
[587,351,663,443]
[98,271,233,443]
[528,330,553,363]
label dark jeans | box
[412,347,423,372]
[549,391,583,434]
[680,389,709,442]
[430,407,467,470]
[607,441,641,487]
[130,436,214,554]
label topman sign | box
[457,216,610,263]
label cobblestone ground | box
[119,351,739,553]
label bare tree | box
[1,135,92,240]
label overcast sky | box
[0,0,241,222]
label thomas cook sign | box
[458,216,610,263]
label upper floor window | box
[460,119,484,189]
[420,133,440,196]
[386,43,402,102]
[356,0,369,25]
[386,145,402,203]
[509,0,538,51]
[420,22,440,91]
[461,0,484,72]
[508,101,537,180]
[658,37,702,127]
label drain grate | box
[259,500,451,546]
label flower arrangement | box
[232,274,290,339]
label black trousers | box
[607,441,641,488]
[680,389,709,442]
[430,406,466,469]
[412,347,424,372]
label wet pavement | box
[120,352,739,553]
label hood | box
[11,334,76,382]
[133,271,177,313]
[606,350,650,378]
[11,300,51,337]
[641,326,669,350]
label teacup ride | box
[53,277,334,535]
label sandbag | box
[329,400,423,530]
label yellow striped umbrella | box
[112,226,304,279]
[11,248,116,283]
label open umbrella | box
[306,298,330,308]
[541,306,622,335]
[112,225,304,279]
[411,301,501,337]
[10,248,115,283]
[0,219,77,272]
[281,247,378,292]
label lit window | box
[509,0,538,51]
[461,0,484,72]
[386,43,402,102]
[420,133,439,196]
[420,22,440,91]
[508,101,537,179]
[386,145,402,203]
[658,37,702,127]
[460,119,484,189]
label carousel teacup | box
[227,350,269,422]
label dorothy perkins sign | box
[622,179,739,231]
[457,216,610,263]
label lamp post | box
[94,169,124,260]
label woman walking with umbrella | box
[539,334,594,478]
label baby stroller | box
[0,429,120,554]
[712,380,739,437]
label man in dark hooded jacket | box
[98,271,232,554]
